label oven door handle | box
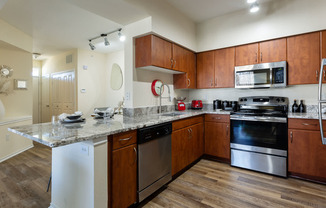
[230,115,287,123]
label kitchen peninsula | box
[8,110,227,208]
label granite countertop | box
[287,112,326,120]
[8,110,230,148]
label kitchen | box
[1,0,326,207]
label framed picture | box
[14,79,27,90]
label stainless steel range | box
[230,96,288,177]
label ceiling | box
[0,0,270,60]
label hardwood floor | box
[0,142,51,208]
[1,144,326,208]
[143,160,326,208]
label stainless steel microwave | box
[234,61,287,89]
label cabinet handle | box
[324,70,326,81]
[174,60,176,68]
[214,117,221,120]
[226,125,229,137]
[215,78,217,86]
[302,123,317,126]
[119,136,132,142]
[187,78,191,87]
[316,70,319,81]
[189,128,193,138]
[211,78,213,87]
[290,131,293,143]
[171,59,173,68]
[256,53,258,63]
[133,147,137,164]
[260,52,262,63]
[187,128,191,138]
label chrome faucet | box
[159,84,171,114]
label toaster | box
[191,100,203,109]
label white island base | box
[49,137,108,208]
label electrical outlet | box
[125,92,130,101]
[5,134,10,142]
[83,65,88,70]
[81,144,89,156]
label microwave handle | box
[318,58,326,145]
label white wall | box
[77,49,107,116]
[0,118,33,162]
[106,50,124,108]
[0,46,33,117]
[197,0,326,52]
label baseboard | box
[0,144,34,163]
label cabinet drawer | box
[288,119,321,131]
[205,114,229,123]
[112,130,137,150]
[173,116,203,131]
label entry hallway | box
[1,144,326,208]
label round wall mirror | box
[110,63,123,90]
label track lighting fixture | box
[89,41,96,50]
[118,29,126,42]
[88,28,125,50]
[247,0,257,3]
[250,2,259,13]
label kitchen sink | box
[160,112,187,117]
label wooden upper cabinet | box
[197,51,215,89]
[173,48,196,89]
[259,38,286,63]
[135,35,172,69]
[214,47,235,88]
[287,32,321,85]
[172,44,186,72]
[235,43,259,66]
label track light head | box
[118,30,126,42]
[250,2,259,13]
[104,37,110,46]
[89,41,96,50]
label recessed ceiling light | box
[250,3,259,13]
[247,0,257,3]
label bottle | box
[292,99,299,113]
[299,100,305,113]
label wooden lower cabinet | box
[288,129,326,181]
[172,122,204,176]
[205,122,230,159]
[204,115,230,161]
[111,143,137,208]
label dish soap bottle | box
[292,99,299,112]
[299,100,305,113]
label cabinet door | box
[214,47,235,88]
[188,123,204,163]
[171,128,188,175]
[172,44,187,72]
[235,43,259,66]
[287,32,320,85]
[259,38,286,63]
[288,130,326,179]
[197,51,215,89]
[173,49,196,89]
[205,122,230,160]
[112,144,137,208]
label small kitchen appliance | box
[176,97,186,111]
[213,99,222,110]
[191,100,203,109]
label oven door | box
[230,115,288,151]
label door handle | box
[133,147,137,164]
[301,123,317,126]
[119,136,133,142]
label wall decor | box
[0,65,13,78]
[14,79,27,90]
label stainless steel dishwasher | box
[137,122,172,202]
